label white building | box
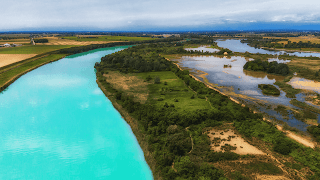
[4,43,11,47]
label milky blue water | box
[0,46,153,180]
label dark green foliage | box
[167,131,192,156]
[243,59,290,76]
[273,138,297,155]
[34,39,49,43]
[154,76,160,84]
[230,171,249,180]
[307,125,320,142]
[258,84,280,96]
[207,151,240,162]
[146,75,152,81]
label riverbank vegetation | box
[243,59,290,76]
[95,42,320,179]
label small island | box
[258,84,280,96]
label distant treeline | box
[34,39,49,43]
[58,37,183,54]
[242,37,320,49]
[243,59,290,76]
[95,42,320,179]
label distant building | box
[224,52,228,55]
[4,43,11,47]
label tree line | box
[243,59,290,76]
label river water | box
[0,47,153,179]
[216,39,320,58]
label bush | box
[273,138,297,155]
[34,38,49,43]
[154,76,161,84]
[207,151,240,162]
[146,75,152,81]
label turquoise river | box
[0,46,153,179]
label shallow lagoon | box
[0,47,153,179]
[179,55,319,131]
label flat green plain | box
[63,36,155,42]
[0,45,78,54]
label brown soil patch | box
[255,175,291,180]
[276,125,315,148]
[207,128,265,155]
[287,77,320,93]
[0,54,37,67]
[103,71,149,103]
[35,37,122,46]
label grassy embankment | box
[0,45,78,54]
[63,35,155,42]
[0,45,83,92]
[0,54,67,92]
[96,43,320,179]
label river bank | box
[96,79,161,180]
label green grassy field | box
[63,36,155,42]
[0,54,66,88]
[117,71,212,112]
[0,45,78,54]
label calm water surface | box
[216,39,320,58]
[0,47,153,180]
[184,46,220,53]
[179,55,319,131]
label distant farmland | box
[63,35,155,42]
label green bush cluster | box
[243,59,290,75]
[307,125,320,142]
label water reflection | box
[178,55,318,131]
[216,39,320,58]
[184,46,220,53]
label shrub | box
[154,76,161,84]
[273,138,297,155]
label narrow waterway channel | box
[0,47,153,179]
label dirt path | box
[276,125,315,148]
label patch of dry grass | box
[0,54,37,67]
[103,71,149,103]
[35,37,119,46]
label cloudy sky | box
[2,0,320,31]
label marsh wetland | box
[179,40,320,132]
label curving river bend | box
[0,47,153,179]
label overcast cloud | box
[1,0,320,31]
